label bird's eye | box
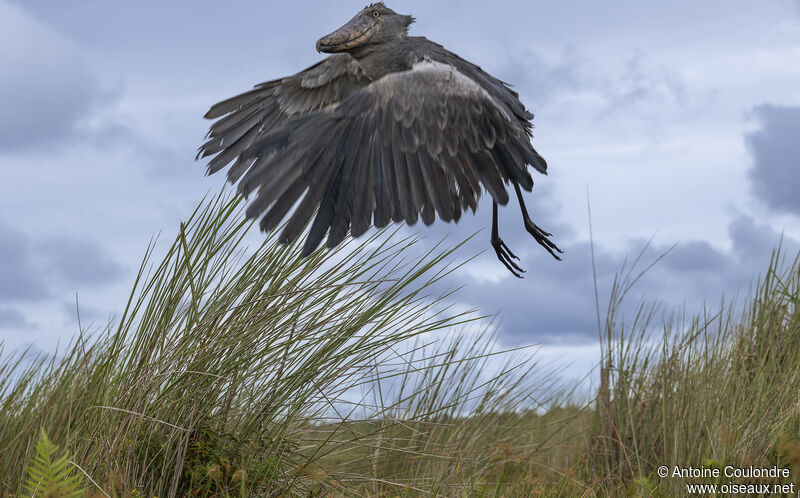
[372,10,380,18]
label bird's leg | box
[491,201,525,278]
[513,183,563,260]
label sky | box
[2,0,800,384]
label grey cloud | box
[0,220,49,301]
[492,46,587,108]
[392,195,612,345]
[600,50,689,115]
[413,212,796,346]
[451,240,615,344]
[38,237,125,287]
[660,240,727,274]
[632,216,799,319]
[487,45,688,118]
[746,104,800,216]
[728,214,788,261]
[4,0,799,358]
[0,307,32,329]
[0,218,126,304]
[60,300,114,331]
[0,1,106,151]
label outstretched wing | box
[198,53,372,181]
[223,58,548,256]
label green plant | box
[589,244,800,494]
[24,428,85,498]
[4,189,800,496]
[2,192,571,495]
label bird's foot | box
[524,219,563,261]
[491,234,525,278]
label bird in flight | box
[198,2,562,277]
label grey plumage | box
[199,2,561,276]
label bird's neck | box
[349,40,412,80]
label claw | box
[491,235,525,278]
[524,220,563,261]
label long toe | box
[491,236,525,278]
[525,221,563,260]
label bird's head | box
[316,2,414,54]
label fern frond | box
[23,428,85,498]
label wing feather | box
[202,56,547,255]
[199,53,371,174]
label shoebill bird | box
[198,2,562,277]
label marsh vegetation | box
[2,195,799,496]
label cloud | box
[39,237,125,287]
[607,216,796,333]
[410,207,796,346]
[597,50,689,117]
[0,219,49,301]
[3,0,799,374]
[60,299,111,327]
[491,46,588,108]
[0,307,32,329]
[660,240,727,274]
[746,104,800,217]
[728,214,788,261]
[0,216,126,345]
[0,218,126,303]
[0,1,106,151]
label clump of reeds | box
[0,193,574,496]
[6,190,800,496]
[592,245,800,495]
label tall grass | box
[0,194,573,496]
[592,245,800,494]
[2,192,800,496]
